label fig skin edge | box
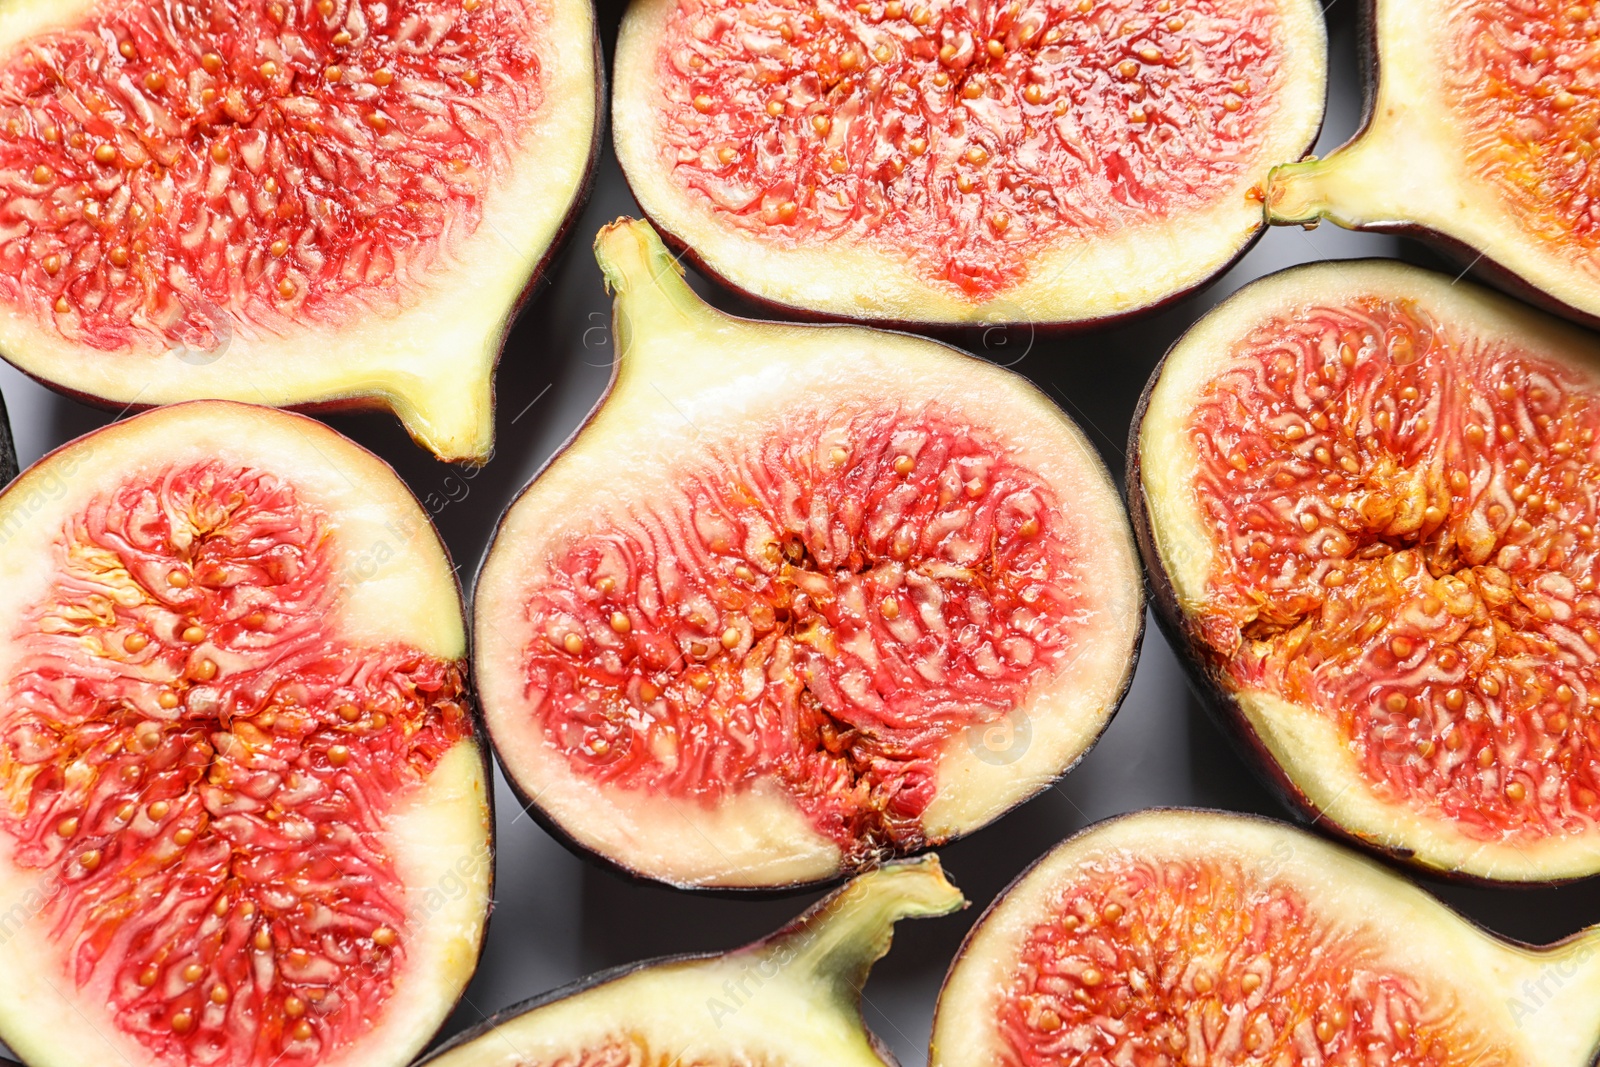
[0,0,605,467]
[415,857,965,1066]
[611,0,1329,333]
[1264,0,1600,333]
[928,808,1600,1067]
[1126,260,1600,888]
[0,390,15,491]
[470,218,1145,894]
[0,401,498,1067]
[623,194,1285,339]
[1124,377,1421,876]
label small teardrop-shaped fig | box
[0,0,601,462]
[613,0,1328,328]
[0,401,493,1067]
[473,218,1144,890]
[420,856,964,1067]
[933,809,1600,1067]
[1266,1,1600,327]
[1132,258,1600,884]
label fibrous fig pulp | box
[613,0,1327,327]
[932,809,1600,1067]
[0,402,492,1067]
[422,856,963,1067]
[0,0,599,462]
[1135,260,1600,882]
[1268,0,1600,328]
[473,218,1143,889]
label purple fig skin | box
[621,199,1280,338]
[613,77,1326,337]
[0,403,499,1067]
[1124,266,1591,890]
[414,954,719,1066]
[414,858,955,1065]
[929,805,1600,1042]
[0,33,605,470]
[1277,0,1600,333]
[0,390,15,491]
[469,220,1146,894]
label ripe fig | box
[931,809,1600,1067]
[1133,259,1600,883]
[473,218,1143,889]
[613,0,1327,327]
[0,0,600,462]
[0,402,492,1067]
[420,856,963,1067]
[1267,1,1600,328]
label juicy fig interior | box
[1452,1,1600,257]
[524,404,1089,857]
[0,402,490,1067]
[0,0,599,461]
[1138,261,1600,881]
[1267,0,1600,327]
[473,219,1142,888]
[932,812,1600,1067]
[421,858,963,1067]
[614,0,1326,324]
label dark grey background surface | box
[2,5,1598,1064]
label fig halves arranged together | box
[1268,0,1600,327]
[422,857,963,1067]
[0,0,600,461]
[933,810,1600,1067]
[474,218,1143,889]
[0,403,491,1067]
[615,0,1327,326]
[1135,260,1600,882]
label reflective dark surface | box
[0,4,1596,1064]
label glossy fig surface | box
[0,402,492,1067]
[1134,259,1600,882]
[474,218,1143,889]
[0,0,600,462]
[614,0,1327,328]
[1267,0,1600,327]
[422,857,963,1067]
[933,809,1600,1067]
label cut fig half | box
[0,401,492,1067]
[1133,259,1600,883]
[421,856,963,1067]
[473,218,1143,889]
[0,0,600,462]
[613,0,1327,327]
[932,809,1600,1067]
[1267,0,1600,328]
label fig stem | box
[1265,147,1396,231]
[741,856,964,1005]
[0,390,15,491]
[593,218,720,361]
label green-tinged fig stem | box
[1265,149,1394,231]
[748,856,964,1001]
[594,218,719,362]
